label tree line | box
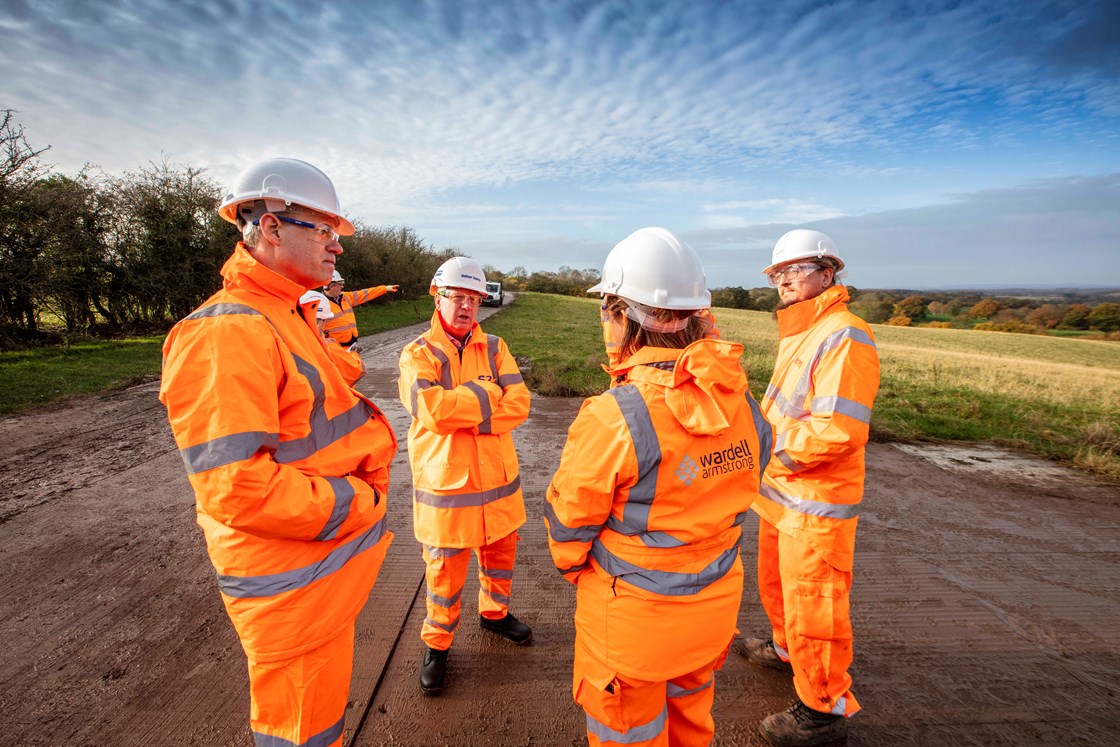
[0,111,454,349]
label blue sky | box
[2,0,1118,289]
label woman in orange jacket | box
[546,227,772,746]
[398,256,533,696]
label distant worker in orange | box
[546,227,772,746]
[322,270,399,346]
[740,229,880,747]
[301,288,367,385]
[159,158,397,747]
[397,256,532,696]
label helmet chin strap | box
[622,300,693,333]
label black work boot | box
[759,698,848,746]
[738,637,794,673]
[479,612,533,645]
[419,646,449,695]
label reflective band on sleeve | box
[497,373,524,387]
[559,562,588,575]
[272,353,375,464]
[774,450,805,473]
[586,704,667,744]
[591,540,739,596]
[417,339,453,389]
[183,302,263,321]
[544,502,603,543]
[411,379,434,417]
[464,380,493,434]
[770,386,810,421]
[253,714,344,747]
[413,475,521,508]
[812,395,872,424]
[759,484,859,520]
[668,675,713,698]
[216,516,388,599]
[180,430,280,475]
[313,477,356,541]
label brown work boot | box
[738,637,793,673]
[759,699,848,746]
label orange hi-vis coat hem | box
[398,312,531,548]
[753,284,880,572]
[546,339,773,684]
[159,244,397,662]
[324,286,391,345]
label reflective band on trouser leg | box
[421,545,471,650]
[248,622,353,747]
[777,529,859,717]
[665,645,728,746]
[580,677,669,746]
[757,518,788,651]
[476,531,518,619]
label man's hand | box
[386,284,400,293]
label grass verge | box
[353,297,436,335]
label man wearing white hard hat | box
[160,158,397,747]
[397,256,532,696]
[740,229,880,746]
[321,269,400,347]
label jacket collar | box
[427,310,482,351]
[220,243,309,305]
[774,284,851,337]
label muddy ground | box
[1,303,1118,746]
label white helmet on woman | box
[763,229,844,275]
[587,227,710,310]
[218,158,356,235]
[430,257,487,296]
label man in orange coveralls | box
[398,256,532,696]
[545,227,773,746]
[160,158,397,747]
[740,228,880,747]
[321,269,399,347]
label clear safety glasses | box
[767,263,822,286]
[438,291,483,308]
[254,215,340,244]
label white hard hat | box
[218,157,355,236]
[330,270,343,283]
[763,229,844,275]
[299,290,333,320]
[587,227,710,310]
[430,257,487,295]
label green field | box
[4,291,1118,479]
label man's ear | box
[257,213,283,247]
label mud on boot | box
[759,698,848,746]
[738,637,793,673]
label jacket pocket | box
[418,463,470,491]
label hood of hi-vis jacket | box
[545,338,772,680]
[755,284,880,572]
[398,312,531,548]
[159,244,398,660]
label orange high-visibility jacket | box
[599,301,721,378]
[546,339,773,681]
[398,313,531,548]
[323,286,392,345]
[159,244,397,661]
[753,285,880,572]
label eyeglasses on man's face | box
[255,214,340,244]
[767,263,822,286]
[438,291,483,308]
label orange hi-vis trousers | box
[421,531,519,650]
[247,622,354,747]
[575,645,730,746]
[757,518,860,717]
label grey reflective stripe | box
[771,386,810,421]
[558,562,588,575]
[732,509,749,526]
[253,715,343,747]
[812,395,872,424]
[414,475,521,508]
[746,391,773,481]
[591,540,739,596]
[603,519,686,548]
[180,431,279,475]
[486,335,501,381]
[184,302,263,321]
[668,675,713,698]
[605,386,664,546]
[425,615,459,633]
[775,450,805,473]
[417,338,453,389]
[273,352,375,463]
[465,380,493,434]
[481,567,513,580]
[760,483,860,520]
[216,516,387,599]
[787,325,877,414]
[486,591,512,609]
[427,588,462,608]
[544,501,603,543]
[497,373,524,386]
[330,322,357,333]
[425,545,467,558]
[586,704,667,744]
[410,379,435,417]
[314,477,356,541]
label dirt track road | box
[2,305,1118,746]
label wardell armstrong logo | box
[697,439,755,479]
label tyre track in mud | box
[1,298,1119,746]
